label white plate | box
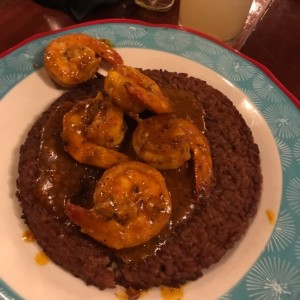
[1,20,300,300]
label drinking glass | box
[179,0,253,42]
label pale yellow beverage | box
[179,0,253,41]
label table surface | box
[1,0,299,102]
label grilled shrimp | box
[65,161,172,249]
[61,95,130,169]
[44,33,123,87]
[132,114,213,198]
[104,65,172,115]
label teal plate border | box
[0,279,22,300]
[1,19,299,300]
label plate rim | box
[0,18,299,109]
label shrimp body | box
[65,161,172,249]
[61,96,130,169]
[104,65,172,114]
[44,33,123,87]
[133,114,213,198]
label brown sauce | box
[34,101,102,217]
[266,209,276,225]
[22,230,50,266]
[35,251,50,266]
[35,88,205,261]
[116,287,147,300]
[164,88,205,132]
[22,229,35,243]
[160,286,184,300]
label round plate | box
[0,20,300,300]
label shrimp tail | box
[65,202,94,230]
[98,39,124,65]
[193,146,213,200]
[65,202,116,247]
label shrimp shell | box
[44,33,123,87]
[104,65,172,114]
[133,114,213,199]
[65,161,172,249]
[61,96,130,169]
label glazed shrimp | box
[132,114,213,199]
[61,95,130,169]
[65,161,172,249]
[104,65,172,115]
[44,33,123,87]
